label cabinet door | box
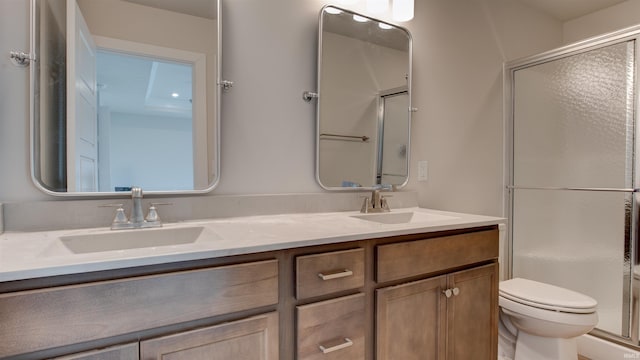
[376,275,447,360]
[140,312,278,360]
[447,264,498,360]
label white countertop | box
[0,207,504,282]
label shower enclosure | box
[505,27,640,347]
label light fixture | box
[366,0,388,14]
[353,14,369,23]
[325,7,342,15]
[171,92,180,98]
[392,0,414,22]
[378,22,393,30]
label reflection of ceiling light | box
[353,14,369,22]
[171,92,180,98]
[378,22,393,30]
[367,0,388,14]
[392,0,414,21]
[325,7,342,15]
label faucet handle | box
[145,202,172,225]
[380,197,391,212]
[360,197,371,213]
[99,203,129,228]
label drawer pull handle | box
[319,337,353,354]
[317,269,353,281]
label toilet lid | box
[499,278,597,314]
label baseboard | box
[578,334,640,360]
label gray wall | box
[0,0,563,217]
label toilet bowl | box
[498,278,598,360]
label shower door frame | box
[504,25,640,347]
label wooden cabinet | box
[376,229,497,283]
[0,260,278,357]
[0,225,499,360]
[376,275,447,359]
[295,248,366,360]
[140,312,279,360]
[376,228,498,360]
[446,264,498,360]
[296,294,365,360]
[376,259,498,360]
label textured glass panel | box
[512,189,630,336]
[513,41,634,188]
[380,92,409,185]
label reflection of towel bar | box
[320,133,369,142]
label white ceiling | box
[513,0,627,21]
[97,50,193,118]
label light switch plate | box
[418,161,428,182]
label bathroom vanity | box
[0,208,501,359]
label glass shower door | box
[509,40,636,339]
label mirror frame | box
[315,5,413,191]
[28,0,222,197]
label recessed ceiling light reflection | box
[171,92,180,98]
[378,22,393,30]
[353,15,369,23]
[325,7,342,15]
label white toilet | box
[498,278,599,360]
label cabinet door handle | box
[317,269,353,281]
[452,287,460,296]
[442,288,453,298]
[318,337,353,354]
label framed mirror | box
[30,0,221,195]
[315,5,412,190]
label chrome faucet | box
[130,186,145,227]
[103,187,169,230]
[360,185,393,213]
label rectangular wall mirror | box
[30,0,220,195]
[315,5,412,190]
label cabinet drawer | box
[297,293,365,360]
[51,343,139,360]
[141,312,279,360]
[0,260,278,358]
[377,229,498,283]
[296,248,364,299]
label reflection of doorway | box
[96,49,195,191]
[92,36,207,191]
[377,88,408,185]
[67,0,98,192]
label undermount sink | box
[59,226,215,254]
[351,211,458,224]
